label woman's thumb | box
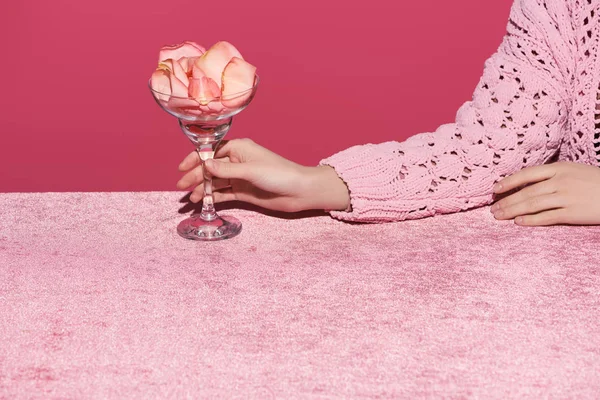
[204,159,248,180]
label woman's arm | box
[319,0,574,222]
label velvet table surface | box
[1,192,599,399]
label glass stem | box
[197,144,218,221]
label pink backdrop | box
[0,0,512,192]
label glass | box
[148,76,258,241]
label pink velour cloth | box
[1,192,599,398]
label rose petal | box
[208,101,224,113]
[170,73,189,98]
[157,59,173,71]
[221,57,256,109]
[184,41,206,54]
[205,77,224,112]
[172,59,189,87]
[178,56,201,75]
[193,41,243,87]
[178,57,190,74]
[188,76,221,106]
[158,59,189,88]
[168,97,199,109]
[205,76,222,98]
[167,95,201,118]
[199,104,211,113]
[177,57,190,73]
[188,78,202,100]
[150,69,171,101]
[191,64,206,79]
[159,41,205,63]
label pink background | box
[0,0,512,192]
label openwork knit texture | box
[321,0,600,222]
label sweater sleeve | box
[320,0,573,222]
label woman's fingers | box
[494,164,556,194]
[493,193,564,220]
[214,140,232,159]
[177,156,231,190]
[214,138,259,160]
[178,151,201,171]
[203,159,249,181]
[178,149,232,172]
[515,208,568,226]
[213,188,237,203]
[491,180,556,211]
[177,164,204,190]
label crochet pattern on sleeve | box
[321,0,575,222]
[566,0,600,164]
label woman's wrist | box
[302,165,351,212]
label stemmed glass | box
[149,77,258,241]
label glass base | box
[177,214,242,241]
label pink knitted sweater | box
[321,0,600,222]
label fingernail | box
[515,216,523,224]
[494,210,504,218]
[204,159,213,169]
[493,183,502,192]
[490,204,498,212]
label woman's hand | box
[176,138,350,213]
[491,161,600,226]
